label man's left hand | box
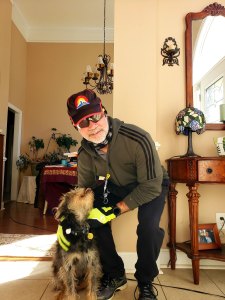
[87,206,121,228]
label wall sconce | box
[161,37,180,66]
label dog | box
[52,187,102,300]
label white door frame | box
[8,103,22,201]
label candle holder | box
[161,37,180,66]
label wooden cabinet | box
[167,156,225,284]
[0,134,4,209]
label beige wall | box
[9,27,113,154]
[9,23,27,144]
[9,24,27,109]
[112,0,225,252]
[0,0,11,134]
[4,0,225,252]
[24,43,113,155]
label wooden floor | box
[0,201,57,235]
[1,203,225,299]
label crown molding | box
[11,0,30,41]
[11,2,114,43]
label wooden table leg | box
[168,182,178,269]
[186,183,200,284]
[192,259,200,285]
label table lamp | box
[175,107,206,157]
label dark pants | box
[94,181,168,283]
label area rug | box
[0,233,57,260]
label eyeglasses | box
[77,112,104,129]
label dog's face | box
[55,187,94,223]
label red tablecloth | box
[42,166,78,213]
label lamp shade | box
[175,107,206,136]
[175,107,206,157]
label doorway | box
[3,104,22,206]
[3,109,14,202]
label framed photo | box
[198,223,221,250]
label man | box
[58,89,169,300]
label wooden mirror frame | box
[185,2,225,130]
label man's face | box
[77,112,109,144]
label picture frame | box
[198,223,221,250]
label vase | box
[215,137,225,156]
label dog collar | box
[65,224,93,239]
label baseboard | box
[120,249,225,274]
[119,252,162,274]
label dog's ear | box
[54,205,66,221]
[52,207,58,218]
[55,204,72,221]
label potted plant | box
[29,136,44,160]
[16,136,45,175]
[16,154,31,172]
[16,129,79,175]
[55,133,78,153]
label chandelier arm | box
[85,82,98,89]
[82,0,113,94]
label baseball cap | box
[67,89,102,126]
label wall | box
[113,0,225,252]
[0,0,11,134]
[6,0,225,253]
[9,23,27,140]
[24,43,113,155]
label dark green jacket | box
[78,117,168,209]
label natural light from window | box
[193,16,225,85]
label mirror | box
[185,2,225,130]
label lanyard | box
[103,173,110,204]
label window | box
[204,76,224,123]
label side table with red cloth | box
[41,166,78,214]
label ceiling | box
[11,0,114,42]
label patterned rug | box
[0,233,57,260]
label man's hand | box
[56,218,71,251]
[88,206,121,228]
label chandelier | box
[82,0,113,95]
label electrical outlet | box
[216,213,225,230]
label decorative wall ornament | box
[161,37,180,66]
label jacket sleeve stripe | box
[119,126,156,180]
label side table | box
[167,156,225,284]
[41,166,78,214]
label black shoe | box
[97,274,127,300]
[137,283,158,300]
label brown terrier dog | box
[52,187,101,300]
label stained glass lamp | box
[175,107,206,157]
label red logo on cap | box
[74,95,90,109]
